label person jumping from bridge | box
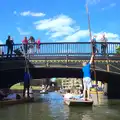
[82,54,94,100]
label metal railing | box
[0,42,120,57]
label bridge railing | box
[0,42,120,57]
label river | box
[0,92,120,120]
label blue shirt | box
[24,72,30,83]
[82,63,91,78]
[92,38,97,47]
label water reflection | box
[0,92,120,120]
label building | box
[61,78,82,90]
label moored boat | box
[64,99,93,106]
[40,90,48,94]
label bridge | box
[0,42,120,98]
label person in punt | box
[72,90,83,100]
[82,54,94,101]
[64,89,73,101]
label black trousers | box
[7,46,13,57]
[23,44,28,53]
[101,45,107,55]
[93,46,98,54]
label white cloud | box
[110,3,116,7]
[20,11,45,17]
[13,11,17,15]
[86,0,100,5]
[102,3,116,11]
[63,30,89,42]
[34,14,89,42]
[94,32,120,42]
[0,40,3,44]
[17,27,31,35]
[34,14,119,42]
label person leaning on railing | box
[22,37,28,54]
[28,36,35,54]
[36,38,41,53]
[6,35,14,58]
[91,35,98,54]
[100,34,108,55]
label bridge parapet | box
[0,42,120,57]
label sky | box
[0,0,120,44]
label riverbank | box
[11,84,40,90]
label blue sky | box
[0,0,119,44]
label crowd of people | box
[5,35,41,57]
[91,34,108,55]
[4,33,108,58]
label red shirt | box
[22,39,28,44]
[36,39,41,45]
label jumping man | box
[82,54,94,100]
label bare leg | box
[83,89,86,100]
[87,89,92,100]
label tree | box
[56,78,62,86]
[116,46,120,54]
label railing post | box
[66,44,68,67]
[45,57,47,67]
[66,54,68,67]
[107,64,110,72]
[106,55,110,72]
[45,57,49,67]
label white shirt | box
[64,93,73,100]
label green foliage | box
[56,78,62,85]
[116,46,120,54]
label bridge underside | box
[0,67,109,87]
[0,56,120,99]
[0,67,120,99]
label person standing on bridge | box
[22,37,28,54]
[36,38,41,53]
[91,35,98,54]
[82,54,94,100]
[100,34,108,56]
[6,35,14,57]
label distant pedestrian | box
[28,36,35,54]
[50,78,57,87]
[36,38,41,53]
[6,35,14,57]
[100,34,107,55]
[91,35,98,54]
[22,37,28,54]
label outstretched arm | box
[89,54,94,64]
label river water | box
[0,92,120,120]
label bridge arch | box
[0,67,109,88]
[0,65,120,99]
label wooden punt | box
[64,99,93,106]
[90,91,103,94]
[40,91,48,94]
[0,97,34,107]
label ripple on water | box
[0,92,120,120]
